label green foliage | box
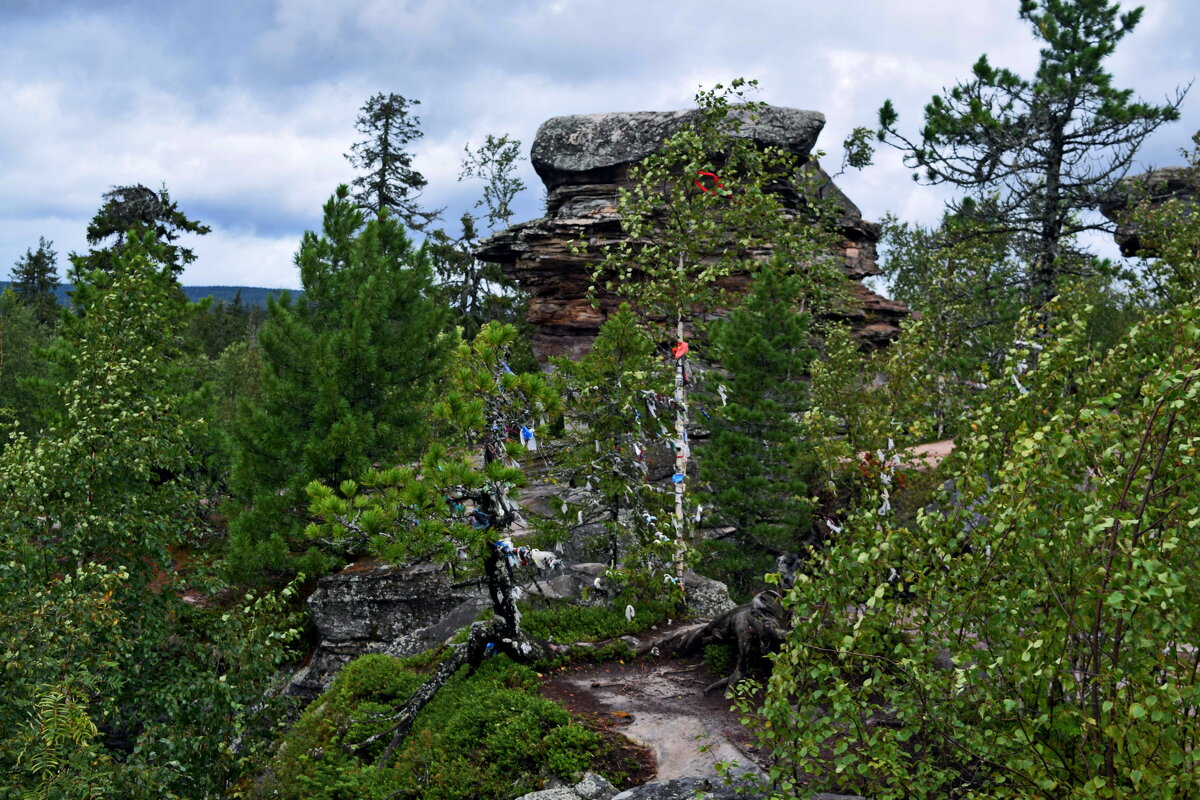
[260,654,602,800]
[878,0,1185,305]
[9,237,60,325]
[584,78,848,582]
[227,185,451,582]
[698,262,820,590]
[754,296,1200,798]
[183,291,266,359]
[519,594,675,646]
[307,320,559,652]
[0,240,302,799]
[0,289,54,444]
[430,133,533,348]
[552,303,672,570]
[1125,130,1200,307]
[703,642,736,675]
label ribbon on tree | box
[521,425,537,451]
[672,341,689,359]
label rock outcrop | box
[477,106,908,364]
[1099,166,1198,256]
[514,772,619,800]
[283,561,489,700]
[285,558,736,700]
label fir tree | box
[227,185,452,580]
[10,237,60,325]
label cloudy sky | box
[2,0,1196,290]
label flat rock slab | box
[542,655,763,782]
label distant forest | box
[0,281,298,307]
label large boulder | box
[283,561,489,700]
[532,107,825,189]
[478,105,908,365]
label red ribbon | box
[693,171,724,194]
[672,341,689,359]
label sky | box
[2,0,1196,291]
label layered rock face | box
[1099,166,1198,256]
[477,106,908,364]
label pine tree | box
[227,185,452,580]
[305,321,560,759]
[10,237,60,325]
[697,262,819,599]
[346,93,441,230]
[877,0,1186,306]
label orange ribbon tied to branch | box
[672,341,689,359]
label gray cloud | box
[2,0,1196,289]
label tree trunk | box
[672,254,689,587]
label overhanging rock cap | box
[531,105,826,188]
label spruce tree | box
[227,186,451,580]
[10,237,60,325]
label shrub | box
[260,653,603,800]
[751,300,1200,798]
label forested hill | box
[0,281,299,307]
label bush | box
[260,653,603,800]
[752,300,1200,798]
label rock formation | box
[283,561,489,699]
[1099,165,1198,256]
[477,106,908,364]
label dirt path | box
[541,654,765,782]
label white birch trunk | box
[673,254,688,586]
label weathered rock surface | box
[532,107,825,189]
[285,557,735,700]
[524,563,735,621]
[514,772,619,800]
[283,561,489,700]
[478,105,908,364]
[611,779,863,800]
[1099,165,1198,256]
